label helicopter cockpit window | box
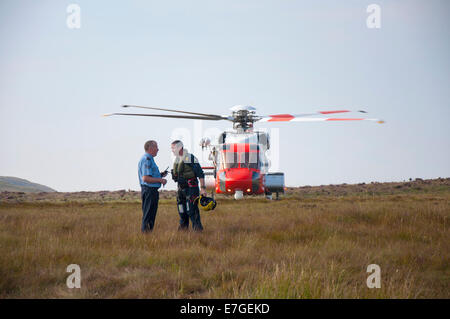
[239,152,259,169]
[220,151,259,169]
[221,152,239,169]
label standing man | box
[138,140,167,233]
[171,140,207,232]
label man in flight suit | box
[171,140,207,232]
[138,140,167,233]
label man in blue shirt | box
[138,140,167,233]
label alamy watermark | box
[66,4,81,29]
[366,264,381,288]
[367,4,381,29]
[169,121,281,171]
[66,264,81,288]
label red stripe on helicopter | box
[319,110,350,114]
[267,114,295,122]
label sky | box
[0,0,449,192]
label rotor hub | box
[230,105,260,130]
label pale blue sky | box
[1,0,449,191]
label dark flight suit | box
[138,153,161,232]
[172,152,204,231]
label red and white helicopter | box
[105,105,384,199]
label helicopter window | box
[239,152,259,169]
[220,151,259,169]
[221,152,239,169]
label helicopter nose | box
[225,168,256,193]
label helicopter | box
[104,104,384,200]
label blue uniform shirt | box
[138,153,161,188]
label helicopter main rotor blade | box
[259,109,368,120]
[258,115,385,123]
[122,105,227,119]
[103,113,225,120]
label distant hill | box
[0,177,448,203]
[0,176,56,193]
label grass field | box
[0,178,449,298]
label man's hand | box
[199,178,207,196]
[160,178,167,186]
[160,166,169,177]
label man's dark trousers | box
[141,185,159,232]
[177,186,203,231]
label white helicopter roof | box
[230,105,256,112]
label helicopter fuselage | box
[202,130,285,199]
[215,142,265,196]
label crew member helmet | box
[195,195,217,211]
